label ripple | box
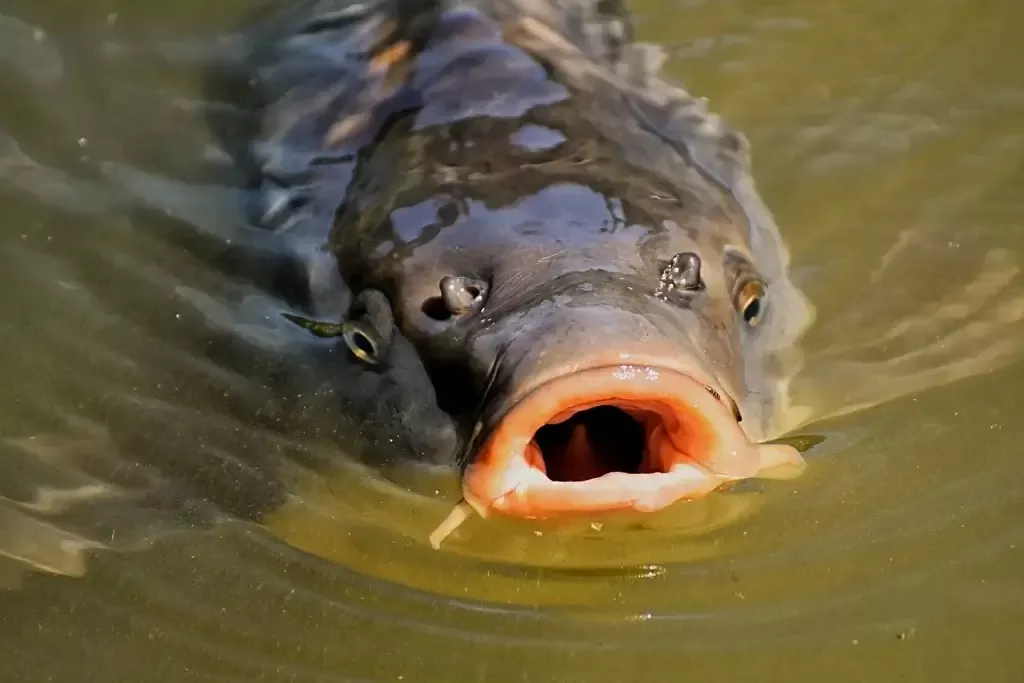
[0,15,63,85]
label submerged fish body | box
[238,0,815,539]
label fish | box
[8,0,1024,583]
[230,0,816,548]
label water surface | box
[1,0,1022,681]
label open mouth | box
[534,405,649,482]
[427,364,804,548]
[457,364,803,521]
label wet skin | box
[233,0,815,541]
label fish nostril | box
[421,275,488,322]
[667,253,702,289]
[656,252,703,302]
[422,296,453,321]
[431,275,488,318]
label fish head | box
[333,166,803,521]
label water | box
[1,0,1023,680]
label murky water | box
[1,0,1023,681]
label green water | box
[1,0,1022,681]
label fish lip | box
[461,361,791,520]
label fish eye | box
[735,279,766,327]
[343,321,383,364]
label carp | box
[227,0,815,546]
